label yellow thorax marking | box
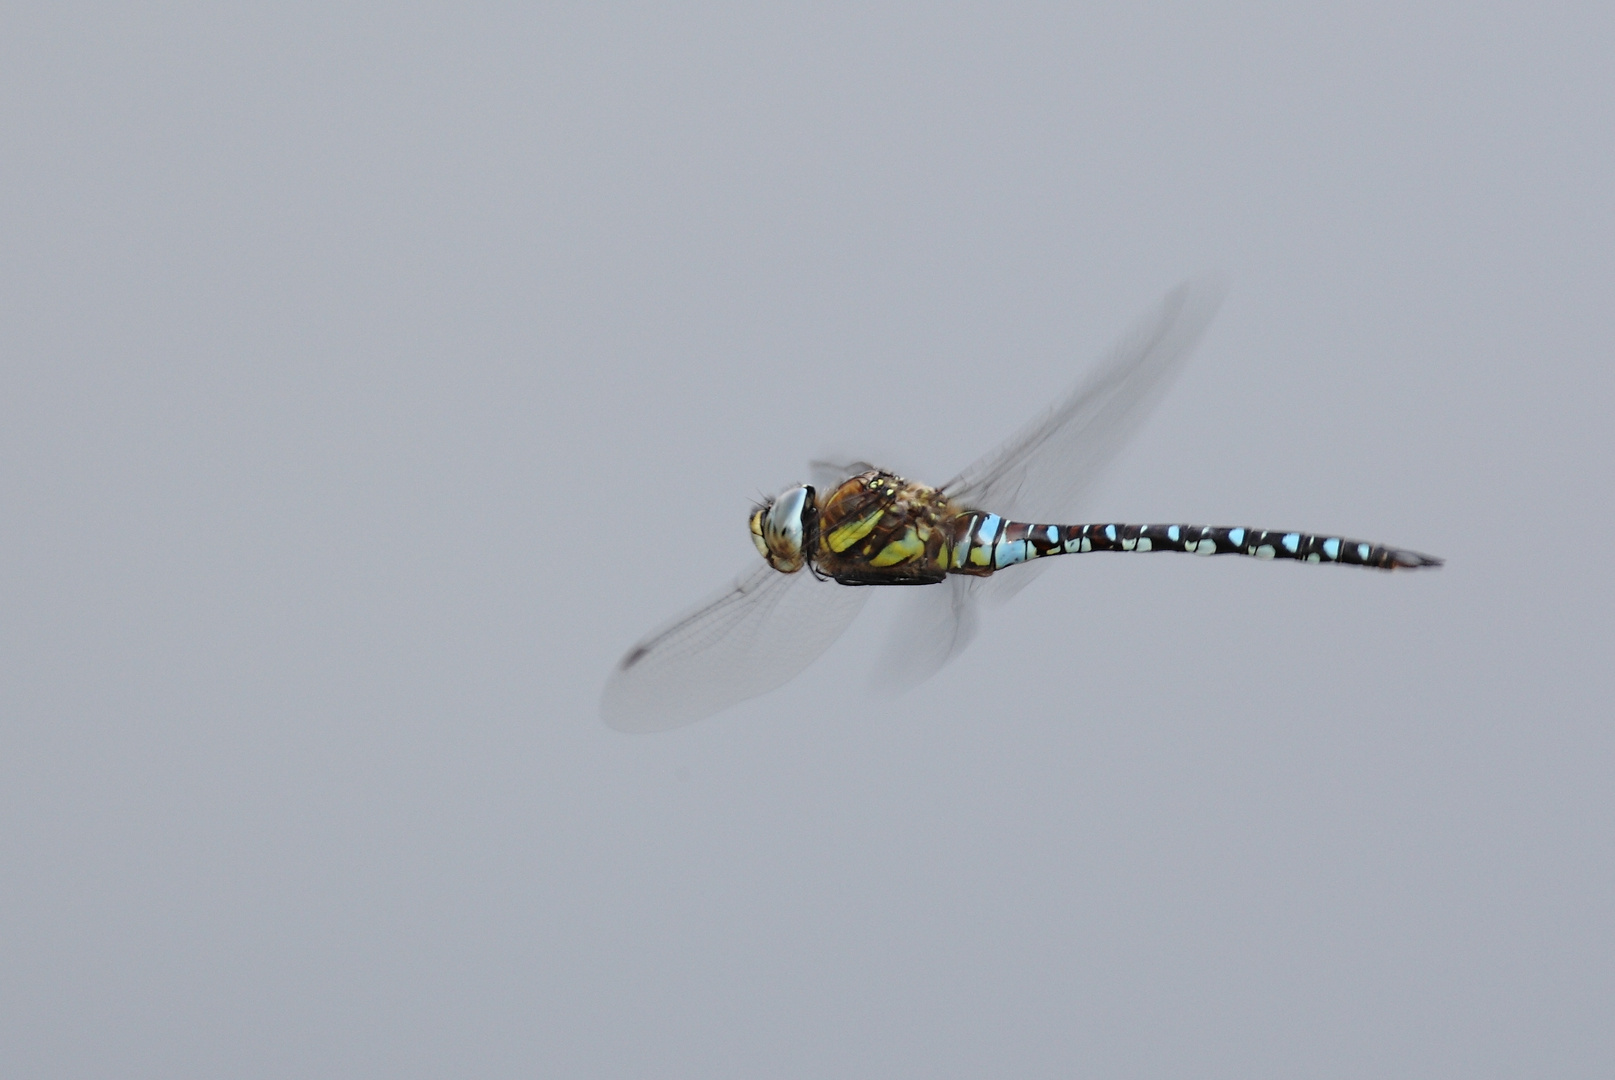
[870,526,924,567]
[825,508,884,553]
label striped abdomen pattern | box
[946,515,1442,572]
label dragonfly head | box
[749,484,817,574]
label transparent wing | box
[601,565,869,732]
[808,459,876,493]
[945,279,1224,522]
[880,281,1224,686]
[874,574,981,692]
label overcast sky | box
[3,5,1612,1078]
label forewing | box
[601,565,869,732]
[808,459,876,493]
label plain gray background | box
[3,5,1611,1078]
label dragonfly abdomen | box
[946,516,1442,573]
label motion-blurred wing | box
[880,281,1224,686]
[945,280,1224,523]
[602,565,869,732]
[874,573,981,693]
[808,459,876,493]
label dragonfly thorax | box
[749,484,817,574]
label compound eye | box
[757,484,811,572]
[767,487,808,545]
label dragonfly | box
[602,283,1442,731]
